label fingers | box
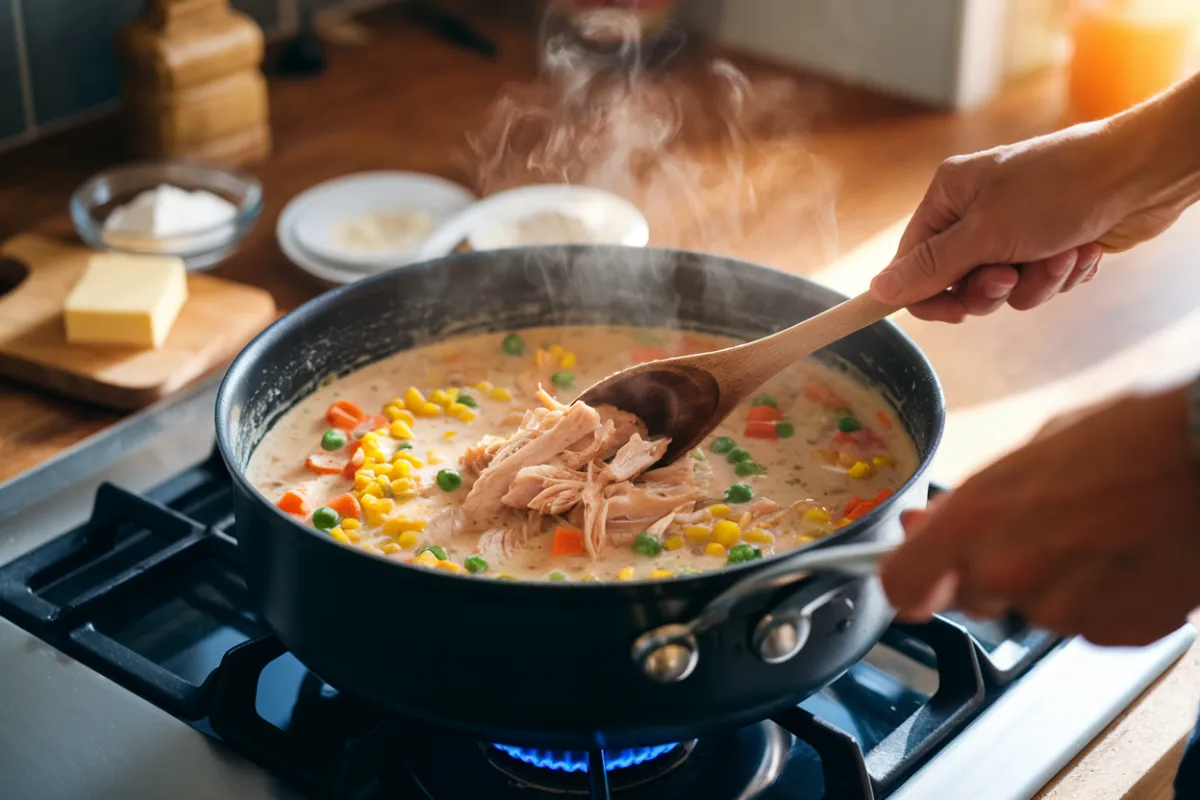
[1062,243,1103,292]
[879,494,977,619]
[1006,250,1077,310]
[871,220,981,308]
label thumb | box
[870,222,980,307]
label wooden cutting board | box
[0,233,276,410]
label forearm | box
[1114,69,1200,213]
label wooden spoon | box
[577,291,898,466]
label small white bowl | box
[287,172,476,271]
[415,184,649,260]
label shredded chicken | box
[457,393,701,559]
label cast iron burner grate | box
[0,448,1060,800]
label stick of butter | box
[64,253,188,348]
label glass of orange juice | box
[1068,0,1198,120]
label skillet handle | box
[630,540,898,683]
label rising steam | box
[466,5,840,268]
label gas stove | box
[0,374,1192,800]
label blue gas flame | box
[491,742,679,773]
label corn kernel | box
[474,381,493,392]
[383,516,425,536]
[372,463,393,478]
[395,451,425,468]
[362,482,383,497]
[836,517,852,528]
[390,459,413,477]
[684,525,711,542]
[386,397,406,410]
[341,518,360,530]
[848,461,872,479]
[447,402,470,418]
[873,455,893,467]
[428,389,452,407]
[345,528,361,543]
[549,344,565,358]
[838,452,858,468]
[397,531,420,549]
[392,478,418,498]
[435,559,464,574]
[796,534,816,544]
[329,527,349,544]
[649,569,674,579]
[707,503,732,519]
[389,420,415,439]
[704,542,727,557]
[560,352,577,369]
[381,543,402,555]
[712,520,741,547]
[455,409,478,423]
[616,566,635,581]
[354,473,372,490]
[443,431,457,440]
[415,550,439,567]
[404,387,426,407]
[744,528,775,543]
[361,544,382,555]
[427,449,445,465]
[663,535,685,551]
[489,387,512,402]
[803,508,832,524]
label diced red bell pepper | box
[326,400,366,429]
[276,490,307,515]
[832,431,858,449]
[871,488,894,505]
[846,501,877,521]
[876,411,893,431]
[746,406,783,423]
[553,526,584,556]
[305,454,345,475]
[744,421,780,440]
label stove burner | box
[491,742,681,773]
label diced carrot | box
[552,526,584,556]
[329,493,362,520]
[832,432,858,448]
[843,496,865,518]
[746,406,783,423]
[631,346,669,364]
[876,411,893,431]
[846,501,876,521]
[305,454,345,475]
[352,415,389,437]
[744,421,780,440]
[276,490,307,515]
[871,488,894,505]
[804,381,847,408]
[326,400,365,429]
[341,443,364,478]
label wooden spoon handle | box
[748,291,898,376]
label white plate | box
[416,184,649,260]
[286,172,476,270]
[277,210,363,285]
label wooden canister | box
[116,0,271,167]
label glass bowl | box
[70,161,263,271]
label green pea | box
[632,532,663,557]
[502,333,525,356]
[465,555,489,574]
[437,469,463,492]
[735,460,766,477]
[710,436,736,454]
[837,417,862,433]
[312,507,339,530]
[456,394,478,408]
[396,441,413,450]
[551,370,575,388]
[417,545,448,561]
[727,544,763,565]
[727,447,751,464]
[321,429,347,451]
[751,393,777,409]
[724,483,754,504]
[775,421,795,439]
[548,571,569,582]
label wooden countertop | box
[1,6,1199,797]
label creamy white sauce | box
[247,326,918,582]
[331,210,436,253]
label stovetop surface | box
[0,375,1192,800]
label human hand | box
[878,385,1200,646]
[870,116,1192,323]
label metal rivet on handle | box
[752,613,812,664]
[631,624,699,683]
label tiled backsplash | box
[0,0,377,151]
